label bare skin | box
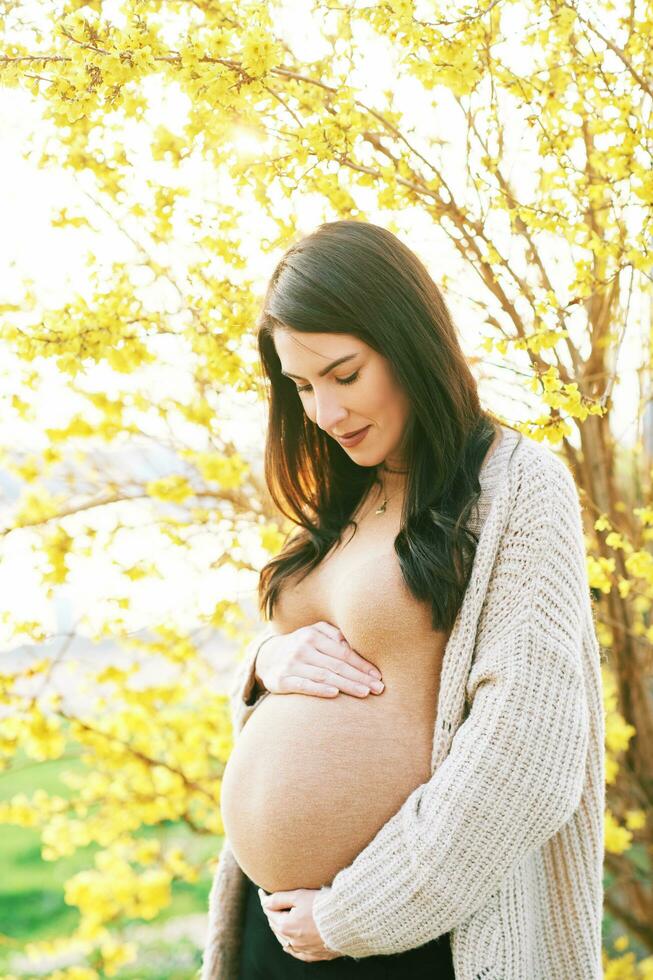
[253,624,363,960]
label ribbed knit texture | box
[201,425,605,979]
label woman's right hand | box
[254,622,384,699]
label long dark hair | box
[256,219,518,632]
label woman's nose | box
[313,393,349,433]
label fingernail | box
[368,668,382,679]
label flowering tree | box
[0,0,651,974]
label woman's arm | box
[311,455,596,958]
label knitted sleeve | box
[199,623,278,978]
[311,456,591,958]
[229,623,277,735]
[200,836,247,980]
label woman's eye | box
[296,371,359,394]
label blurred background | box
[0,0,652,976]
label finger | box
[301,662,377,698]
[261,890,301,911]
[259,907,291,939]
[279,674,340,698]
[260,907,284,927]
[263,909,295,935]
[284,947,317,961]
[283,945,339,962]
[307,655,385,695]
[311,621,347,646]
[334,640,383,681]
[266,919,293,947]
[314,628,383,681]
[280,674,340,698]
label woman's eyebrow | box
[281,353,358,380]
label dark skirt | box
[238,874,456,979]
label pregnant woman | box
[202,220,604,979]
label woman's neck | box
[375,461,408,498]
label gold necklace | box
[373,465,407,515]
[352,466,407,523]
[374,483,404,514]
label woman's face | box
[274,328,411,473]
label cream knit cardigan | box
[201,425,605,980]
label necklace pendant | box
[375,499,388,515]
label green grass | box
[0,748,221,977]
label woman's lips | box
[336,425,371,447]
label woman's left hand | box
[258,886,343,962]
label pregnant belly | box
[220,688,436,893]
